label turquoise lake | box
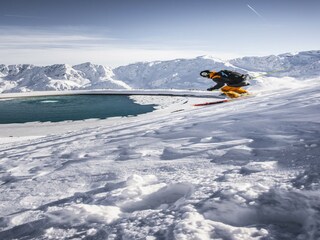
[0,95,155,124]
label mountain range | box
[0,50,319,93]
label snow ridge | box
[0,63,131,93]
[230,50,320,78]
[0,50,319,93]
[113,56,237,90]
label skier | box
[200,70,251,98]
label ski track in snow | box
[0,79,320,239]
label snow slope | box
[0,75,319,239]
[0,51,320,239]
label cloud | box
[0,34,110,49]
[0,26,117,50]
[0,26,240,67]
[0,46,211,68]
[4,14,47,20]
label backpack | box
[219,70,245,83]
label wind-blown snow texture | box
[0,50,320,240]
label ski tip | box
[193,99,229,106]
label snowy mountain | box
[230,50,320,78]
[114,50,320,89]
[113,56,238,89]
[0,63,131,93]
[0,50,319,93]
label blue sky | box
[0,0,319,67]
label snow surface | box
[0,51,320,239]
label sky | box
[0,0,319,67]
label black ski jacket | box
[209,70,250,90]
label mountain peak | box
[197,55,226,63]
[73,62,96,68]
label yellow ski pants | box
[221,86,248,98]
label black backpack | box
[219,70,245,82]
[219,70,251,87]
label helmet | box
[200,70,211,78]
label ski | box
[193,99,229,106]
[193,94,254,107]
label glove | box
[243,74,253,80]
